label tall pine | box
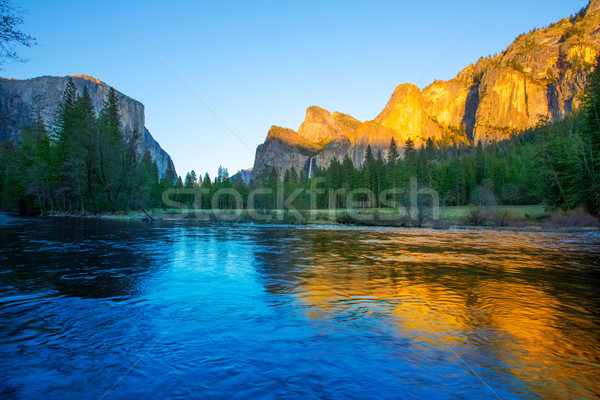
[580,55,600,214]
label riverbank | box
[39,205,600,232]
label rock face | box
[251,109,362,179]
[231,168,253,185]
[251,0,600,181]
[0,75,176,177]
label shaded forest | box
[0,78,176,215]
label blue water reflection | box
[0,215,599,399]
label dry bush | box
[542,208,600,229]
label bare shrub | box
[542,208,600,229]
[466,206,489,226]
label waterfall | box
[308,157,314,179]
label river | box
[0,214,599,399]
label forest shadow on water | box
[0,214,599,399]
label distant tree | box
[403,138,416,183]
[162,164,175,189]
[579,55,600,214]
[425,137,436,161]
[387,137,399,165]
[266,167,279,209]
[202,172,211,187]
[217,165,229,185]
[175,176,183,188]
[98,87,121,140]
[362,145,376,207]
[387,137,399,193]
[137,151,160,208]
[404,138,415,157]
[184,172,193,188]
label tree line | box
[2,58,599,217]
[177,57,600,216]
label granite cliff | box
[251,0,600,180]
[0,75,176,177]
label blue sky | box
[2,0,590,177]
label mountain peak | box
[588,0,600,13]
[0,75,176,177]
[68,74,106,86]
[250,1,600,179]
[298,106,341,143]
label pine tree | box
[579,55,600,214]
[57,85,97,213]
[54,78,77,142]
[53,79,78,200]
[387,137,399,165]
[425,137,436,161]
[184,172,194,188]
[203,172,211,187]
[96,87,125,212]
[375,150,385,206]
[162,164,176,188]
[403,138,416,186]
[267,167,279,206]
[387,137,399,193]
[98,87,121,140]
[363,145,375,190]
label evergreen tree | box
[362,145,377,206]
[184,172,194,188]
[404,138,416,184]
[162,164,176,192]
[53,77,77,142]
[203,172,211,186]
[387,137,400,195]
[96,87,124,212]
[579,55,600,214]
[98,87,121,140]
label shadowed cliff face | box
[0,75,176,177]
[251,1,600,181]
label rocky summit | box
[0,75,176,177]
[251,0,600,181]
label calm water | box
[0,215,599,399]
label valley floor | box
[57,205,599,232]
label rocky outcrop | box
[238,168,253,185]
[0,75,176,177]
[231,168,253,185]
[252,126,320,178]
[297,106,358,144]
[251,109,362,180]
[251,0,600,181]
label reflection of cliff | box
[252,228,600,398]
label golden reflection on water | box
[289,229,600,398]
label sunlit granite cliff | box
[251,0,600,180]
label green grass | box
[439,205,546,220]
[108,205,547,226]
